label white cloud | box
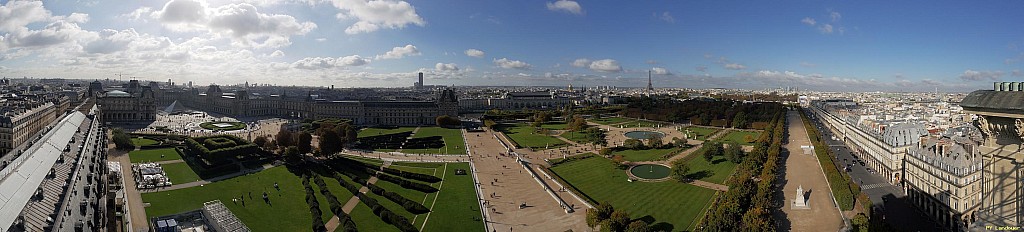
[270,50,284,57]
[818,24,834,34]
[123,7,153,21]
[435,62,459,71]
[546,0,583,15]
[330,0,426,34]
[723,63,746,70]
[588,59,621,72]
[493,58,531,70]
[800,61,817,67]
[375,44,420,59]
[571,58,591,67]
[696,66,708,72]
[315,38,326,42]
[657,12,674,23]
[83,29,139,54]
[464,49,485,58]
[830,11,842,21]
[651,67,670,75]
[0,1,53,31]
[153,0,208,25]
[959,69,1004,81]
[1013,69,1022,77]
[801,17,816,26]
[291,55,370,70]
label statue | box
[792,185,809,209]
[1016,119,1024,142]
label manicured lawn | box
[142,167,321,232]
[162,162,201,184]
[550,156,716,232]
[539,122,568,130]
[589,117,631,125]
[358,127,416,138]
[681,156,739,184]
[681,127,721,141]
[128,148,182,163]
[132,138,160,146]
[559,130,590,144]
[496,124,567,150]
[402,127,467,155]
[420,163,485,232]
[619,120,665,128]
[715,131,762,146]
[611,148,679,162]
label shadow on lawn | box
[636,215,675,232]
[686,170,713,180]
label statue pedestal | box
[792,185,810,210]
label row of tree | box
[698,104,786,231]
[799,108,858,210]
[621,96,782,129]
[302,176,328,232]
[312,175,357,232]
[585,203,653,232]
[111,128,135,150]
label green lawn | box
[559,130,590,144]
[132,138,160,146]
[358,127,416,138]
[589,117,631,125]
[550,156,716,232]
[680,127,721,141]
[611,148,679,162]
[162,162,201,184]
[142,167,321,232]
[128,148,182,163]
[715,131,762,146]
[618,120,665,128]
[420,163,485,232]
[496,124,567,150]
[402,127,467,155]
[682,156,739,184]
[539,122,568,130]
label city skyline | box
[1,0,1023,91]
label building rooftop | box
[104,90,132,98]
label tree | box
[732,111,747,128]
[253,136,268,148]
[608,210,631,232]
[725,142,744,164]
[276,125,294,147]
[625,221,651,232]
[586,208,601,228]
[599,147,613,156]
[622,139,644,150]
[111,128,135,150]
[702,148,715,162]
[297,132,313,154]
[284,146,300,157]
[671,160,689,181]
[646,134,663,148]
[483,119,498,130]
[595,202,614,220]
[567,115,587,132]
[673,137,688,148]
[435,115,461,127]
[851,213,870,232]
[318,125,343,156]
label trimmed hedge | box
[366,183,430,214]
[302,176,328,232]
[376,173,438,193]
[380,167,442,183]
[313,175,357,232]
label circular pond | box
[630,164,671,180]
[624,131,665,139]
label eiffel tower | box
[647,70,653,91]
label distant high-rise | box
[647,70,653,91]
[415,72,424,90]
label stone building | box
[961,82,1024,229]
[903,126,983,231]
[0,101,56,156]
[166,84,458,126]
[811,102,928,184]
[96,82,157,123]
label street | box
[806,112,938,231]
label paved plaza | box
[775,110,844,231]
[465,130,589,232]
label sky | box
[0,0,1022,92]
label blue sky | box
[0,0,1022,91]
